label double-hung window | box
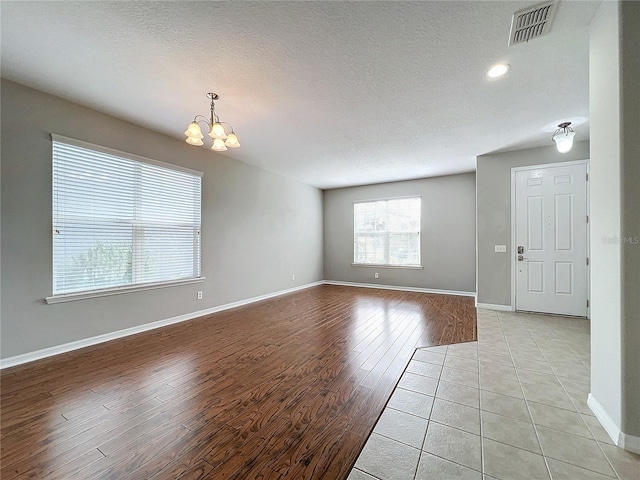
[353,196,421,267]
[49,135,202,302]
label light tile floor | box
[348,309,640,480]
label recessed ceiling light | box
[486,63,510,78]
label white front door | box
[514,162,588,316]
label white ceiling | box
[1,1,599,189]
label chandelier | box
[551,122,575,153]
[185,92,240,152]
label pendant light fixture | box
[185,92,240,152]
[551,122,576,153]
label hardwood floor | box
[1,284,476,480]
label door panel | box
[555,262,573,294]
[528,196,544,250]
[528,262,544,292]
[555,194,573,250]
[515,163,588,316]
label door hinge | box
[587,257,589,265]
[586,172,589,181]
[586,215,589,223]
[587,299,590,308]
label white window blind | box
[52,135,202,297]
[354,196,421,267]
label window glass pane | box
[52,137,202,295]
[353,197,420,266]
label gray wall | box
[620,0,640,439]
[1,80,324,359]
[323,174,476,293]
[589,0,640,440]
[476,142,590,307]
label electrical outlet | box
[292,274,295,281]
[197,291,203,300]
[375,272,379,279]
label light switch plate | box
[495,245,507,253]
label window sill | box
[351,263,423,270]
[45,277,206,304]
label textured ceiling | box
[1,1,599,189]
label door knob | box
[518,255,527,261]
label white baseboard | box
[588,393,640,454]
[475,302,513,312]
[323,280,476,298]
[587,394,621,445]
[0,281,324,370]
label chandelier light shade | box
[209,122,227,140]
[225,132,240,148]
[185,92,240,150]
[184,122,204,146]
[552,122,576,153]
[211,138,227,152]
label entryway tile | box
[446,343,479,359]
[480,410,541,454]
[546,458,617,479]
[527,402,593,438]
[581,414,615,445]
[440,366,479,388]
[373,407,428,449]
[420,344,449,354]
[557,375,590,396]
[430,397,480,435]
[566,390,593,416]
[413,350,445,366]
[444,355,479,373]
[386,387,434,419]
[516,369,563,390]
[512,357,554,374]
[479,390,531,422]
[422,421,481,472]
[478,351,513,366]
[482,438,550,480]
[346,468,378,480]
[435,380,479,408]
[520,382,576,411]
[350,310,632,480]
[478,361,518,382]
[479,374,524,399]
[406,359,442,379]
[415,452,481,480]
[536,425,617,477]
[354,433,421,480]
[599,442,640,480]
[398,372,439,396]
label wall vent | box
[508,1,558,46]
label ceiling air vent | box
[508,1,557,46]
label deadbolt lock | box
[517,246,524,254]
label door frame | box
[510,159,590,317]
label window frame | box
[352,195,423,269]
[46,135,205,304]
